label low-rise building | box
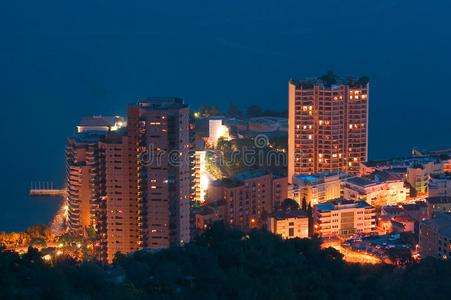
[206,170,287,228]
[288,172,347,206]
[391,216,415,233]
[267,210,309,239]
[208,119,229,146]
[343,171,408,207]
[360,157,447,195]
[429,174,451,198]
[426,197,451,218]
[402,201,428,222]
[419,213,451,259]
[193,201,227,232]
[379,202,427,234]
[314,199,375,237]
[381,206,404,218]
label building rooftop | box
[234,170,270,181]
[392,216,416,223]
[421,213,451,238]
[346,170,402,187]
[315,198,372,211]
[292,171,348,185]
[412,147,451,158]
[212,170,278,188]
[77,116,126,133]
[290,74,369,90]
[269,210,307,220]
[430,173,451,180]
[362,157,438,168]
[426,197,451,204]
[138,97,188,110]
[382,206,404,214]
[71,131,107,143]
[402,201,427,211]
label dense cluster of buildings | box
[63,74,451,263]
[66,98,191,262]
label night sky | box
[1,0,450,232]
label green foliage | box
[227,102,242,117]
[29,238,47,248]
[281,198,299,211]
[269,135,288,151]
[301,196,307,211]
[205,154,224,179]
[199,105,221,117]
[0,224,53,248]
[246,105,263,117]
[320,70,337,87]
[218,137,287,176]
[1,224,451,298]
[307,202,314,237]
[245,105,287,118]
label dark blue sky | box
[1,0,450,231]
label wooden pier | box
[29,181,67,198]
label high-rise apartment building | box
[66,117,141,262]
[101,131,141,262]
[66,132,106,234]
[127,97,191,249]
[66,117,126,235]
[66,98,191,263]
[288,75,369,182]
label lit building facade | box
[66,132,106,235]
[206,170,287,228]
[192,150,208,204]
[128,97,191,249]
[288,77,369,182]
[426,197,451,218]
[267,210,309,239]
[77,116,126,133]
[100,131,140,263]
[429,174,451,198]
[343,171,408,207]
[67,98,192,263]
[419,213,451,259]
[314,199,375,237]
[288,172,347,205]
[208,119,229,146]
[193,201,227,232]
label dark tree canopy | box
[1,224,451,299]
[246,105,263,117]
[281,198,300,211]
[227,102,242,117]
[199,105,221,117]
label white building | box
[288,172,347,206]
[208,119,229,146]
[314,199,375,237]
[343,171,408,207]
[192,151,208,203]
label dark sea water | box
[0,0,450,232]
